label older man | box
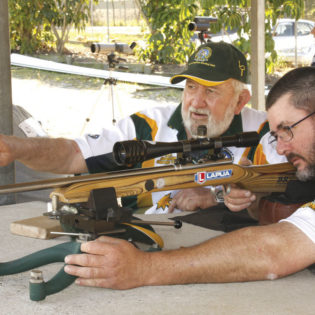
[0,42,285,214]
[64,67,315,289]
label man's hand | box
[223,158,265,219]
[65,223,315,287]
[64,236,150,289]
[223,184,257,212]
[168,188,217,213]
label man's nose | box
[276,139,290,155]
[191,88,207,108]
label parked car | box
[190,18,315,65]
[272,18,315,65]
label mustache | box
[286,153,306,163]
[188,107,210,116]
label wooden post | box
[0,0,15,204]
[250,0,265,111]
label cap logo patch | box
[238,60,246,77]
[194,47,212,62]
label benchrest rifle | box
[0,132,297,300]
[0,132,297,238]
[0,131,296,205]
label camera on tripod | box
[188,16,218,32]
[188,16,218,44]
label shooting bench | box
[0,201,313,314]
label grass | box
[11,26,143,90]
[68,25,146,45]
[11,65,182,103]
[69,32,145,46]
[11,66,106,90]
[11,24,183,102]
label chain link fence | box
[91,0,141,26]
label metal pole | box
[90,0,93,27]
[107,0,110,42]
[0,0,15,204]
[294,21,298,67]
[250,0,265,111]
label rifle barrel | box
[0,159,232,195]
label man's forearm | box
[64,221,314,289]
[144,222,315,285]
[1,135,87,174]
[246,193,269,220]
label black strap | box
[171,204,257,232]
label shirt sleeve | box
[74,116,136,159]
[280,201,315,243]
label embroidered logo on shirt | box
[156,154,176,165]
[156,193,172,210]
[88,134,100,139]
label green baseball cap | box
[170,41,248,86]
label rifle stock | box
[50,161,296,204]
[0,161,296,204]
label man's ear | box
[234,89,251,114]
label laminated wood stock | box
[51,162,296,203]
[0,162,296,204]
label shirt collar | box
[167,104,188,140]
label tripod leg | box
[110,84,116,125]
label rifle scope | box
[113,131,259,166]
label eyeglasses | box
[268,111,315,145]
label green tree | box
[198,0,305,72]
[46,0,92,54]
[137,0,305,70]
[9,0,52,54]
[137,0,198,64]
[9,0,95,55]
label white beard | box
[182,103,236,138]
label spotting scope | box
[91,42,136,55]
